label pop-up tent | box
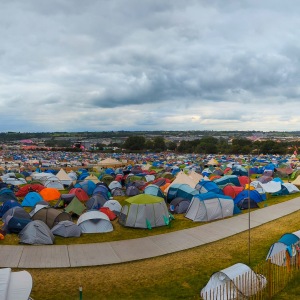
[201,263,267,300]
[19,220,55,245]
[77,210,113,233]
[0,268,33,300]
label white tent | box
[103,199,122,214]
[56,168,74,186]
[164,171,199,193]
[0,268,33,300]
[77,211,113,233]
[283,183,300,193]
[201,263,267,300]
[98,158,123,167]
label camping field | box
[22,200,300,299]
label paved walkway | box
[1,197,300,269]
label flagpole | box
[248,153,251,265]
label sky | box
[1,0,300,132]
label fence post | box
[267,258,272,300]
[286,250,291,273]
[79,286,83,300]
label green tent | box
[65,197,86,216]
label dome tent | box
[119,194,171,229]
[19,220,55,245]
[77,210,113,233]
[201,263,267,300]
[51,220,81,237]
[31,207,72,229]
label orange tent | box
[39,187,61,202]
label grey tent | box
[2,206,31,222]
[51,220,81,237]
[19,220,55,245]
[169,197,190,214]
[111,187,125,197]
[31,207,72,229]
[77,210,113,233]
[86,194,107,210]
[125,185,140,196]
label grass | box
[25,207,300,300]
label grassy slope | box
[25,206,300,300]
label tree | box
[123,135,146,151]
[153,136,166,152]
[167,141,177,151]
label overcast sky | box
[1,0,300,132]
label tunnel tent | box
[201,263,267,300]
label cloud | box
[0,0,300,131]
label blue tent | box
[167,183,199,203]
[21,192,43,207]
[233,190,264,209]
[144,185,165,199]
[196,180,223,195]
[75,180,96,196]
[214,175,241,187]
[0,200,22,217]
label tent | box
[125,185,140,196]
[119,194,170,229]
[0,267,33,300]
[44,177,64,190]
[21,192,43,207]
[15,184,45,197]
[19,220,55,245]
[64,197,86,216]
[266,230,300,266]
[196,180,223,195]
[86,194,107,210]
[100,207,117,221]
[2,206,30,222]
[223,185,244,199]
[74,180,96,195]
[167,183,199,203]
[111,187,125,197]
[31,207,72,229]
[51,220,81,237]
[56,168,74,186]
[185,192,236,222]
[234,190,264,210]
[201,263,267,300]
[98,158,123,167]
[103,199,122,215]
[108,180,122,190]
[39,187,61,202]
[0,189,18,203]
[214,175,241,187]
[164,171,199,194]
[144,184,165,199]
[3,216,32,234]
[77,210,113,233]
[169,197,190,214]
[69,188,89,201]
[92,184,110,200]
[0,200,22,218]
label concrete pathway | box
[1,197,300,269]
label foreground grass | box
[25,206,300,300]
[273,271,300,299]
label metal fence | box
[201,247,300,299]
